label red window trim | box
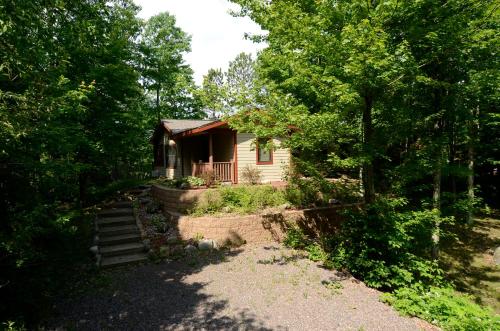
[256,138,273,165]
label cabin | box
[151,119,291,184]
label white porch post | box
[209,133,213,170]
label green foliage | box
[284,179,322,208]
[283,227,307,249]
[153,176,205,189]
[283,227,328,262]
[191,185,287,216]
[328,198,451,290]
[1,321,27,331]
[306,242,328,262]
[185,176,205,187]
[381,287,500,331]
[146,200,161,214]
[150,214,167,233]
[197,52,258,117]
[0,1,200,326]
[140,12,202,121]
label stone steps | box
[100,242,145,257]
[99,232,142,246]
[95,202,147,268]
[109,201,133,208]
[99,224,139,237]
[100,253,148,268]
[98,216,136,227]
[98,208,133,217]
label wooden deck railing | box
[192,162,233,182]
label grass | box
[441,214,500,314]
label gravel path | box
[48,244,436,330]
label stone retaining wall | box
[152,184,361,245]
[166,205,360,246]
[151,184,207,213]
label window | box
[256,138,273,165]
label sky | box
[133,0,266,86]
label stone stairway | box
[95,200,147,268]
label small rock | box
[280,203,292,210]
[222,206,231,213]
[184,244,197,253]
[180,182,190,189]
[199,239,217,251]
[328,198,340,205]
[89,246,98,254]
[494,247,500,265]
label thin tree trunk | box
[362,95,375,204]
[78,173,88,207]
[466,107,478,225]
[156,86,160,122]
[432,156,442,260]
[467,143,474,225]
[449,139,457,202]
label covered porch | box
[152,119,238,183]
[180,128,237,183]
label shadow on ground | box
[46,249,284,330]
[441,216,500,312]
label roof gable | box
[161,119,218,135]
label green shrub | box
[191,189,224,215]
[328,197,452,290]
[306,242,328,262]
[381,286,499,331]
[284,178,321,207]
[191,185,287,215]
[186,176,205,187]
[283,227,308,249]
[240,165,262,185]
[150,214,167,233]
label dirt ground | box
[48,244,436,331]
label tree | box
[231,0,416,204]
[0,0,150,324]
[198,68,227,118]
[140,12,199,122]
[226,52,258,111]
[197,52,258,118]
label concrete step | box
[101,253,148,268]
[98,208,133,217]
[109,201,132,208]
[99,224,139,237]
[98,216,136,228]
[99,233,142,246]
[100,242,145,257]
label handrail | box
[192,161,233,182]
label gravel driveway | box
[49,244,436,330]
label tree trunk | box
[362,95,375,204]
[467,143,474,225]
[156,86,160,122]
[431,140,443,260]
[78,173,88,207]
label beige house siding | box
[236,133,289,183]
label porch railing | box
[192,162,234,182]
